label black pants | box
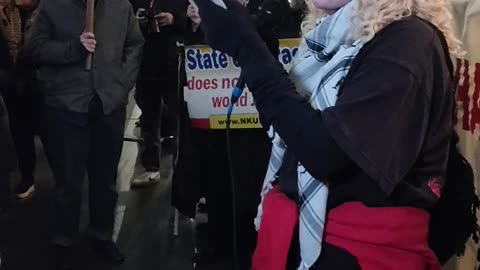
[0,170,10,208]
[205,129,271,268]
[2,84,42,184]
[0,97,14,207]
[42,98,125,245]
[287,229,361,270]
[135,77,178,170]
[310,244,361,270]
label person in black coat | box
[129,0,186,187]
[0,29,16,213]
[28,0,144,267]
[1,1,41,200]
[0,18,13,82]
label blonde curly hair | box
[301,0,326,33]
[301,0,463,56]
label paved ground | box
[0,99,196,270]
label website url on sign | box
[209,114,262,129]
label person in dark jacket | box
[129,0,186,187]
[27,0,144,268]
[0,2,13,89]
[0,27,15,214]
[196,0,461,269]
[1,0,41,200]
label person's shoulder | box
[38,0,68,12]
[109,0,133,9]
[101,0,132,12]
[368,16,440,55]
[382,16,437,40]
[360,16,446,76]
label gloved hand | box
[196,0,274,66]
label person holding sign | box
[193,0,472,269]
[27,0,144,268]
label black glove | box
[257,0,291,33]
[196,0,275,67]
[253,15,280,58]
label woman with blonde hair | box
[194,0,465,269]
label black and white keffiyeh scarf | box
[254,1,363,269]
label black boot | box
[52,244,74,270]
[92,239,125,264]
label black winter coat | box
[0,31,13,93]
[0,32,15,174]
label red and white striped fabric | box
[447,1,480,269]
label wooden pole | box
[85,0,95,70]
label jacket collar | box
[76,0,103,7]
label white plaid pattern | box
[254,2,363,269]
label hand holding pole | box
[85,0,95,70]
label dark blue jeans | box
[42,97,125,245]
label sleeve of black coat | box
[241,31,432,196]
[0,32,13,91]
[321,60,423,194]
[247,51,432,196]
[185,18,205,44]
[27,1,89,65]
[0,32,12,72]
[166,0,187,34]
[254,15,280,58]
[123,4,145,91]
[0,31,13,91]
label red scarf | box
[252,185,298,270]
[252,186,442,270]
